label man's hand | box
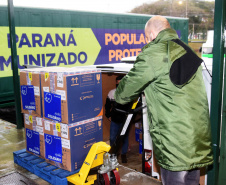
[108,117,111,122]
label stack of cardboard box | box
[20,67,103,171]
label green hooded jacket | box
[114,28,213,171]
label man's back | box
[115,28,213,171]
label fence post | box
[7,0,23,129]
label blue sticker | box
[21,85,36,110]
[135,128,142,142]
[44,92,61,122]
[69,119,103,171]
[67,72,103,123]
[26,128,40,155]
[45,134,62,163]
[139,139,143,154]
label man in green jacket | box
[114,15,213,185]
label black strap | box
[169,39,203,86]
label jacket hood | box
[142,28,179,51]
[154,28,179,43]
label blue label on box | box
[139,139,143,154]
[67,72,103,123]
[21,85,36,110]
[135,128,142,142]
[44,92,61,122]
[26,128,40,155]
[69,118,103,171]
[45,134,62,163]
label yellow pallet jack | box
[67,98,143,185]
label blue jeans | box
[160,167,200,185]
[110,121,129,155]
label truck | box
[201,30,226,72]
[201,29,226,109]
[0,6,188,107]
[0,6,189,183]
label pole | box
[216,0,226,183]
[207,0,225,184]
[170,0,173,16]
[193,23,194,38]
[185,0,188,18]
[7,0,23,129]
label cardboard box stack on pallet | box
[20,67,103,172]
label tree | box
[130,0,215,39]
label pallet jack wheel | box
[97,173,110,185]
[110,169,120,185]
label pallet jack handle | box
[67,142,111,185]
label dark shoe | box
[121,154,127,163]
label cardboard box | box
[20,69,42,117]
[24,114,45,158]
[41,67,103,124]
[43,116,103,171]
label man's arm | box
[114,54,155,104]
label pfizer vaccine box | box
[43,116,103,171]
[24,114,45,158]
[41,67,103,124]
[20,69,42,117]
